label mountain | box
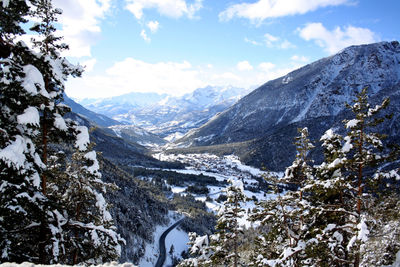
[78,85,251,139]
[63,94,121,127]
[108,125,167,147]
[174,41,400,171]
[78,92,168,123]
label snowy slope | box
[109,125,167,148]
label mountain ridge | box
[173,41,400,170]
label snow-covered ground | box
[164,227,190,266]
[138,212,188,267]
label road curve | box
[155,219,184,267]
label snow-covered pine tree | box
[210,179,246,267]
[250,129,316,266]
[299,128,355,266]
[284,127,315,189]
[20,0,84,262]
[340,87,399,266]
[0,0,51,262]
[178,232,212,267]
[300,87,400,266]
[178,180,246,267]
[1,0,123,263]
[48,135,124,264]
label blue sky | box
[54,0,400,99]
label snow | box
[22,65,45,96]
[342,136,353,153]
[190,235,208,254]
[53,114,68,131]
[164,132,184,142]
[357,218,369,242]
[223,155,266,177]
[346,119,360,128]
[157,153,279,228]
[1,0,10,8]
[0,135,29,171]
[171,186,186,194]
[17,107,40,126]
[94,191,112,222]
[75,126,90,151]
[165,226,190,266]
[229,178,244,193]
[320,129,334,141]
[84,151,101,176]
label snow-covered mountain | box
[175,41,400,171]
[78,86,251,139]
[109,125,167,147]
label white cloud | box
[219,0,349,23]
[125,0,203,20]
[140,29,151,42]
[279,39,296,49]
[147,20,160,33]
[291,55,309,63]
[66,58,309,99]
[298,22,378,54]
[53,0,111,58]
[244,37,262,46]
[213,72,241,81]
[67,58,207,98]
[258,62,275,72]
[262,33,295,49]
[237,61,253,71]
[264,33,279,45]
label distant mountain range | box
[173,41,400,171]
[77,85,252,140]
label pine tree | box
[0,0,50,262]
[1,0,123,263]
[210,179,246,266]
[300,88,400,266]
[250,129,316,266]
[51,137,124,264]
[178,232,212,267]
[179,180,246,267]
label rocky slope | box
[175,41,400,170]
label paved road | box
[155,219,184,267]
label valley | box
[135,153,279,266]
[67,41,400,266]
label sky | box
[50,0,400,99]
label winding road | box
[155,219,184,267]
